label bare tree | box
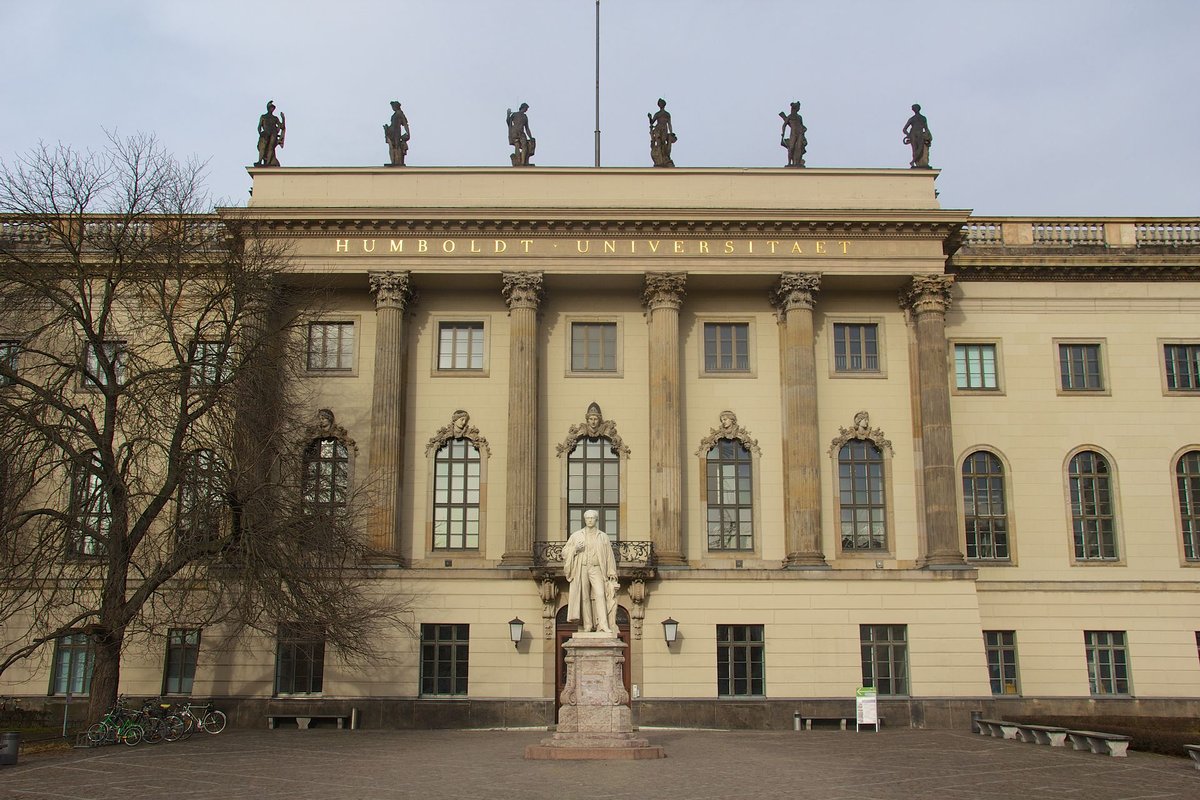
[0,135,407,723]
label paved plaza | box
[2,727,1197,800]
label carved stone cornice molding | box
[501,270,544,310]
[827,410,892,456]
[306,408,358,454]
[556,402,630,459]
[695,411,761,457]
[642,272,687,311]
[900,274,954,315]
[424,409,492,457]
[368,270,413,310]
[949,259,1200,282]
[770,272,821,317]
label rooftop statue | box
[506,103,535,167]
[255,101,285,168]
[779,101,807,168]
[648,98,676,168]
[903,103,932,169]
[384,101,410,167]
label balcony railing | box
[532,540,654,567]
[962,218,1200,248]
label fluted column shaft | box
[643,273,687,566]
[773,273,827,567]
[501,272,544,566]
[367,271,413,557]
[903,275,966,568]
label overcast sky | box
[2,0,1197,216]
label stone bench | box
[1066,729,1131,757]
[975,718,1020,740]
[1015,724,1069,747]
[1182,744,1199,770]
[800,716,853,731]
[267,714,351,730]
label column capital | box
[642,272,687,311]
[900,274,954,315]
[368,270,414,310]
[501,270,545,311]
[771,272,822,315]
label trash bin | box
[0,731,19,766]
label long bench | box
[1184,744,1200,770]
[267,714,351,730]
[1016,724,1069,747]
[975,718,1020,740]
[1066,729,1131,757]
[800,715,853,731]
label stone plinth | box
[524,632,665,760]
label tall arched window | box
[1177,450,1200,561]
[433,438,481,550]
[963,451,1009,561]
[178,449,228,545]
[706,439,753,550]
[839,440,886,551]
[70,450,109,556]
[1068,450,1117,560]
[567,437,620,539]
[302,437,349,514]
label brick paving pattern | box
[2,728,1197,799]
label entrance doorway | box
[554,604,631,720]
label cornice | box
[949,252,1200,282]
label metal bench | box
[1066,729,1132,757]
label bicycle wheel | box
[121,723,144,747]
[141,717,164,744]
[178,713,196,740]
[202,709,227,734]
[163,714,186,742]
[86,722,108,745]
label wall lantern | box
[661,617,679,645]
[509,617,525,649]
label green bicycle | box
[86,697,144,747]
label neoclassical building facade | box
[5,166,1200,728]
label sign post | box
[855,686,879,733]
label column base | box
[783,553,830,569]
[499,551,534,568]
[364,550,406,568]
[653,552,687,567]
[919,552,970,569]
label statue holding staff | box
[384,100,410,167]
[648,98,676,168]
[255,101,285,167]
[506,103,535,166]
[902,103,932,169]
[779,101,807,168]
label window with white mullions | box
[433,439,481,549]
[566,437,619,539]
[438,322,484,370]
[955,343,997,390]
[706,439,753,550]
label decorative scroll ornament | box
[641,272,687,311]
[900,274,954,315]
[424,409,491,457]
[539,575,559,638]
[556,402,630,458]
[695,410,761,457]
[828,410,893,456]
[306,408,358,454]
[770,272,821,319]
[501,270,544,310]
[368,270,414,310]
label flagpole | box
[594,0,601,167]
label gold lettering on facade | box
[577,240,590,253]
[442,240,455,253]
[791,242,803,254]
[648,240,660,254]
[520,240,533,253]
[748,242,754,254]
[698,241,709,254]
[724,241,734,254]
[495,240,507,253]
[673,241,684,254]
[363,239,376,253]
[336,239,349,252]
[470,240,481,253]
[604,240,616,254]
[389,240,403,253]
[840,240,850,254]
[816,241,826,254]
[418,239,429,253]
[331,236,856,257]
[769,241,780,254]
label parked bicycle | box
[86,696,144,747]
[173,700,227,737]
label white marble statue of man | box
[563,510,618,634]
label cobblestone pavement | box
[2,728,1197,800]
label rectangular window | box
[306,322,355,371]
[570,322,617,372]
[0,340,18,387]
[716,624,764,697]
[1058,342,1104,391]
[1084,630,1130,696]
[955,343,998,390]
[566,437,620,539]
[1164,343,1200,392]
[703,323,750,373]
[274,625,325,695]
[162,628,201,695]
[83,340,126,389]
[860,624,908,696]
[833,323,879,373]
[984,630,1019,695]
[189,340,229,388]
[437,322,485,371]
[420,623,469,696]
[50,633,94,695]
[432,439,481,550]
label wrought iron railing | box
[532,540,654,566]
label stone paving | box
[1,727,1197,800]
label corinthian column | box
[643,273,687,566]
[771,273,827,568]
[501,271,544,567]
[367,271,413,557]
[902,274,966,568]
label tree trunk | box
[85,628,124,724]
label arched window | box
[963,451,1009,561]
[302,437,349,514]
[1177,450,1200,561]
[567,437,620,539]
[178,449,228,545]
[839,440,886,551]
[1068,450,1117,560]
[706,439,753,550]
[70,450,109,556]
[433,438,481,550]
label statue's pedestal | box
[524,632,665,760]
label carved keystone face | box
[585,413,601,435]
